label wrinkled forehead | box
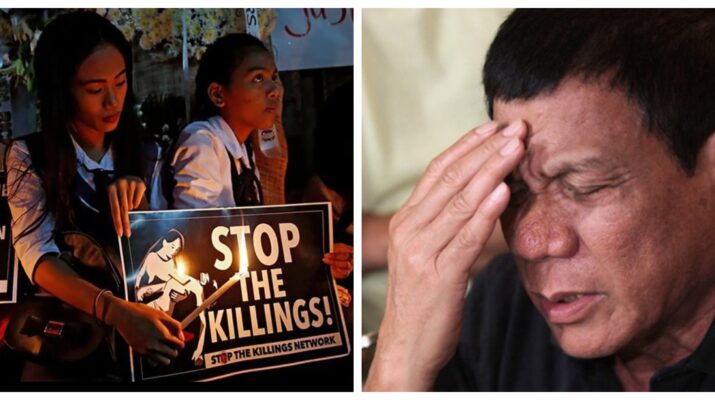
[492,78,646,177]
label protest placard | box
[119,202,349,382]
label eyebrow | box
[80,69,127,85]
[542,157,614,180]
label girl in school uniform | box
[168,33,353,280]
[168,33,279,209]
[7,11,183,379]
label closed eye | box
[562,182,608,199]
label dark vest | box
[22,134,158,258]
[162,133,264,208]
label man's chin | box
[551,325,621,359]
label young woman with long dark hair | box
[7,11,182,379]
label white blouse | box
[6,136,163,283]
[170,115,259,209]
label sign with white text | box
[119,203,349,382]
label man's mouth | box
[538,292,606,324]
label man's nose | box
[510,195,579,262]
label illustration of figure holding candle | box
[134,228,209,364]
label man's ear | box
[208,82,225,108]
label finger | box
[151,341,180,359]
[421,137,525,256]
[436,182,511,280]
[161,333,185,351]
[334,252,353,261]
[147,351,172,366]
[160,315,186,344]
[324,252,352,262]
[407,120,526,229]
[117,180,131,237]
[329,261,353,279]
[337,286,352,305]
[323,256,353,269]
[108,185,123,236]
[126,180,136,210]
[133,180,146,209]
[405,121,500,207]
[333,243,353,253]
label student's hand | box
[336,284,352,307]
[365,120,527,391]
[108,176,146,237]
[323,243,353,279]
[104,296,185,367]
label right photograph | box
[362,9,715,391]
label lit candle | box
[180,233,250,329]
[177,259,186,278]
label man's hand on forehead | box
[366,119,527,391]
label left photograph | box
[0,8,353,390]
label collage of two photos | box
[0,6,714,393]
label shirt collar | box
[209,115,249,162]
[69,133,114,171]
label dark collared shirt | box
[435,254,715,391]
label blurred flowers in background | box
[0,8,278,90]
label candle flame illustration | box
[238,232,249,275]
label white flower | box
[107,9,123,22]
[202,28,217,45]
[139,34,154,50]
[195,46,206,60]
[120,24,134,42]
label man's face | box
[495,77,715,359]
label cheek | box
[575,190,681,311]
[242,88,265,107]
[73,93,101,119]
[117,85,128,105]
[227,86,263,112]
